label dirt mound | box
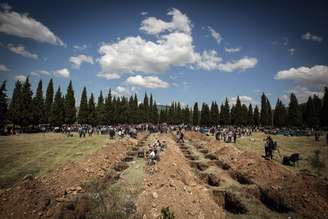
[186,131,328,219]
[136,134,224,219]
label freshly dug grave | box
[185,131,328,219]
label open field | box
[0,131,327,219]
[0,133,115,188]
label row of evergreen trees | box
[0,78,327,131]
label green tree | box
[64,80,76,124]
[32,80,44,126]
[234,96,242,125]
[312,95,321,128]
[210,102,219,126]
[304,96,316,127]
[247,104,253,125]
[220,98,230,126]
[20,77,33,129]
[45,79,54,124]
[321,87,328,127]
[78,87,89,124]
[0,81,8,132]
[260,93,268,126]
[192,102,199,125]
[96,90,106,125]
[273,98,287,127]
[253,105,260,126]
[51,87,65,126]
[200,103,210,126]
[9,80,23,128]
[88,93,96,126]
[105,89,113,124]
[288,93,302,127]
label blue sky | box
[0,0,328,107]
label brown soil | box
[185,131,328,219]
[136,133,224,219]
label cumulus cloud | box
[0,64,9,71]
[6,44,38,59]
[207,26,222,44]
[224,47,241,53]
[141,11,148,16]
[98,8,257,80]
[111,86,130,97]
[275,65,328,85]
[0,5,64,46]
[140,8,191,35]
[301,32,323,43]
[54,68,70,78]
[69,54,94,69]
[126,75,170,88]
[15,74,26,82]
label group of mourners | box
[213,127,253,143]
[146,140,166,165]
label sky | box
[0,0,328,107]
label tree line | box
[0,78,327,132]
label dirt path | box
[0,133,148,219]
[136,133,224,219]
[185,131,328,219]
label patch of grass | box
[232,132,328,178]
[0,132,115,187]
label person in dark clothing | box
[326,132,328,145]
[233,132,237,143]
[264,136,274,159]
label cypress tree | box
[51,87,65,126]
[288,93,302,127]
[88,93,96,126]
[32,80,44,126]
[9,80,23,128]
[321,87,328,127]
[0,81,8,132]
[96,90,106,125]
[78,87,89,124]
[105,89,113,124]
[221,98,230,126]
[253,105,260,126]
[260,93,268,126]
[45,79,54,124]
[312,95,321,128]
[273,98,287,127]
[20,77,33,130]
[247,104,253,125]
[192,102,199,126]
[200,103,210,126]
[64,80,76,124]
[267,99,273,126]
[234,96,242,125]
[210,102,219,126]
[241,104,248,125]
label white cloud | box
[224,47,241,53]
[54,68,70,78]
[275,65,328,85]
[69,54,94,69]
[72,44,87,50]
[7,44,38,59]
[126,75,170,88]
[216,57,258,72]
[288,48,295,56]
[141,11,148,16]
[0,64,9,71]
[0,5,64,46]
[207,26,222,44]
[15,74,26,82]
[98,8,257,79]
[281,85,324,104]
[301,32,323,43]
[112,86,130,97]
[229,95,255,106]
[140,8,191,35]
[30,70,50,77]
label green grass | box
[233,132,328,178]
[0,132,115,187]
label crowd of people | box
[146,140,166,165]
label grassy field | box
[0,133,114,188]
[233,132,328,178]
